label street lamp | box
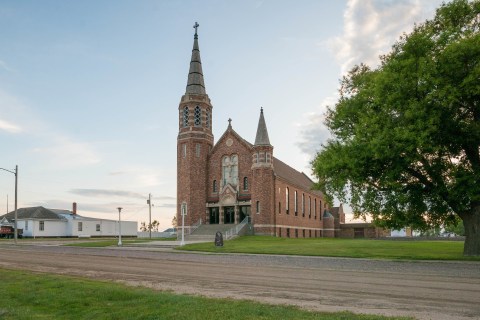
[117,207,123,246]
[1,165,18,245]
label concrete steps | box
[184,224,237,241]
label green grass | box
[0,268,411,320]
[178,236,480,261]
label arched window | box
[194,106,201,126]
[286,188,289,214]
[294,191,298,216]
[314,199,317,219]
[243,177,248,191]
[213,180,217,193]
[183,106,189,127]
[206,111,210,128]
[302,193,305,217]
[309,196,312,218]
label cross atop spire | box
[185,22,206,95]
[193,22,199,38]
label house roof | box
[1,206,66,221]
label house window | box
[96,224,100,232]
[314,199,317,219]
[213,180,217,193]
[39,221,44,231]
[278,202,281,214]
[243,177,248,191]
[295,229,298,238]
[196,144,201,157]
[294,191,298,216]
[25,220,28,231]
[303,229,305,238]
[287,228,290,238]
[256,201,260,214]
[183,106,189,127]
[319,201,322,220]
[286,187,289,214]
[78,222,83,232]
[194,106,201,126]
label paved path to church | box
[1,244,479,320]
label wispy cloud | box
[298,0,441,156]
[32,136,101,168]
[0,118,22,133]
[70,189,146,199]
[0,59,12,72]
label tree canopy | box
[312,0,480,255]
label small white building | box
[0,203,137,238]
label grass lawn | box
[0,268,411,320]
[178,236,479,261]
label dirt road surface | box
[0,244,479,320]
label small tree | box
[140,222,148,232]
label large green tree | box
[312,0,480,256]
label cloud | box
[32,136,101,167]
[0,118,22,133]
[298,0,442,157]
[330,0,428,75]
[0,59,12,72]
[70,189,146,199]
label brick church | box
[177,24,344,238]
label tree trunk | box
[461,206,480,256]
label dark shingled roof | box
[1,206,66,221]
[273,158,323,196]
[185,28,206,95]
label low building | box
[0,203,137,238]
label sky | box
[0,0,446,229]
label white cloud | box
[0,118,22,133]
[298,0,443,156]
[32,136,101,168]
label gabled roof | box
[273,158,323,196]
[0,207,67,221]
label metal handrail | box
[225,216,250,240]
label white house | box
[0,203,137,238]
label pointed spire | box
[186,22,206,95]
[254,108,271,146]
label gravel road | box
[0,244,479,320]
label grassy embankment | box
[178,236,479,261]
[0,268,411,320]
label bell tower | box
[177,22,214,229]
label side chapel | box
[177,23,344,237]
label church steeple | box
[186,22,206,95]
[254,108,271,146]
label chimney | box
[72,202,77,215]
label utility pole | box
[6,194,8,214]
[148,193,152,239]
[14,165,18,244]
[1,165,18,245]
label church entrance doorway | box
[239,206,250,222]
[224,206,235,224]
[209,207,219,224]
